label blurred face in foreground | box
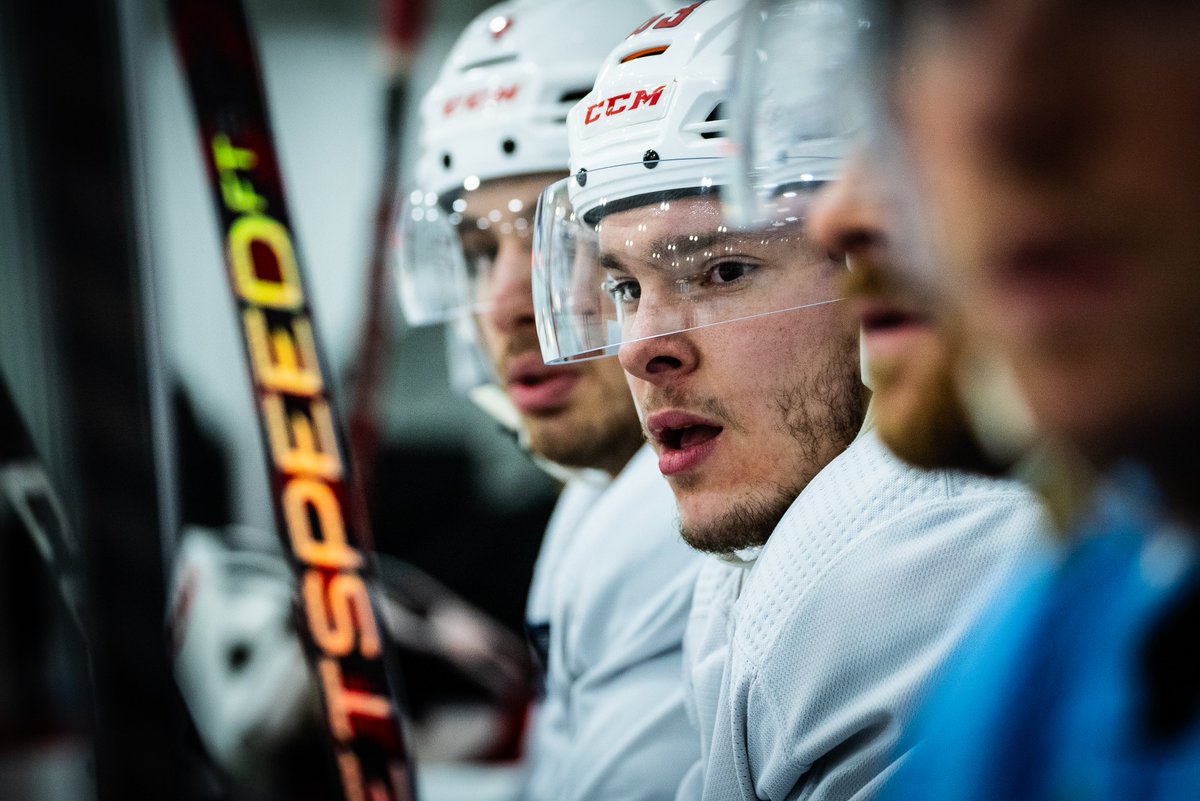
[890,0,1200,494]
[808,149,998,474]
[466,174,644,476]
[608,195,864,553]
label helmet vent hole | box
[620,45,670,64]
[700,104,727,140]
[461,54,518,72]
[442,153,452,169]
[228,642,252,673]
[559,88,590,104]
[502,138,517,155]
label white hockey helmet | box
[167,528,314,784]
[724,0,891,391]
[394,0,671,327]
[724,0,869,227]
[562,0,740,223]
[532,0,846,364]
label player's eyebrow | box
[600,230,745,273]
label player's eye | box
[603,277,641,306]
[707,259,757,286]
[460,236,498,277]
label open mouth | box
[658,423,722,450]
[860,304,931,333]
[513,372,554,388]
[989,233,1128,327]
[506,353,580,415]
[646,412,725,476]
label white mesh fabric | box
[679,431,1049,801]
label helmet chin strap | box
[860,330,874,391]
[845,253,875,392]
[468,382,522,433]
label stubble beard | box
[526,404,645,475]
[491,328,644,475]
[679,332,866,554]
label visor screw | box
[502,138,517,155]
[575,168,588,187]
[642,149,660,169]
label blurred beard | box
[844,261,1004,476]
[873,355,1002,475]
[524,404,644,475]
[495,333,643,476]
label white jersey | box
[677,430,1049,801]
[524,444,704,801]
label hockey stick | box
[346,0,427,497]
[167,2,417,799]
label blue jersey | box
[884,472,1200,801]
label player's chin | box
[524,413,584,456]
[871,371,927,435]
[675,488,780,555]
[875,377,997,474]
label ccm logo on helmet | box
[443,85,520,117]
[584,85,666,125]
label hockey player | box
[807,149,1004,474]
[803,142,1092,523]
[532,1,1046,798]
[395,2,703,798]
[722,1,1000,475]
[859,0,1200,798]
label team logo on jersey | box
[442,84,520,117]
[580,82,674,138]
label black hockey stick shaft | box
[167,2,417,799]
[345,0,426,497]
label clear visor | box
[443,313,524,433]
[444,311,493,396]
[394,189,472,326]
[532,159,845,364]
[394,174,558,326]
[724,0,867,228]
